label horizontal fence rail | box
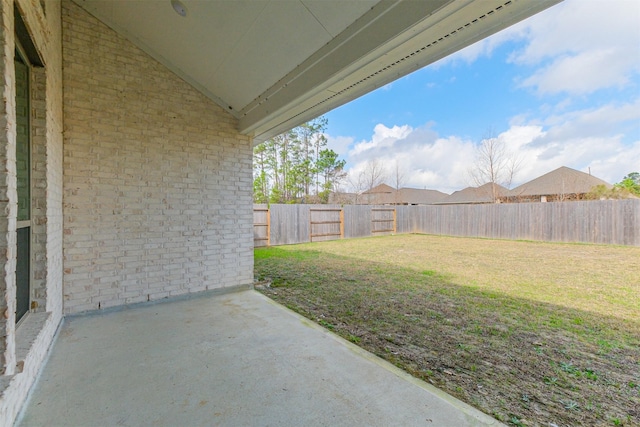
[253,207,270,248]
[371,208,396,234]
[310,208,344,242]
[254,200,640,247]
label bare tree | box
[391,159,405,205]
[347,172,366,204]
[348,159,387,204]
[469,130,522,203]
[362,159,387,191]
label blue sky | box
[324,0,640,194]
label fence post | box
[256,201,640,246]
[393,208,397,234]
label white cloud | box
[532,99,640,144]
[517,134,640,186]
[326,0,640,193]
[339,124,478,194]
[519,48,637,95]
[350,124,412,156]
[586,140,640,182]
[511,0,640,95]
[509,0,640,65]
[433,0,640,96]
[331,98,639,194]
[325,134,353,159]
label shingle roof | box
[397,188,449,204]
[363,183,395,194]
[362,184,448,204]
[509,166,611,197]
[437,183,508,204]
[398,188,449,205]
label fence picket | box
[254,200,640,247]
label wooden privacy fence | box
[310,208,344,242]
[254,199,640,247]
[253,207,270,247]
[371,208,397,235]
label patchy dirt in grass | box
[255,235,640,427]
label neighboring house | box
[507,166,612,202]
[361,184,448,205]
[436,183,509,204]
[0,0,560,424]
[362,183,395,204]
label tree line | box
[253,117,346,204]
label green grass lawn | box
[254,234,640,427]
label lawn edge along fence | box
[253,199,640,247]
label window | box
[14,45,31,323]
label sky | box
[323,0,640,195]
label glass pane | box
[15,53,30,222]
[16,227,30,322]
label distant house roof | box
[363,184,395,195]
[437,183,508,204]
[396,188,449,204]
[362,184,448,205]
[509,166,611,198]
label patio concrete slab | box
[17,290,503,427]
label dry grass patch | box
[255,234,640,427]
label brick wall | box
[0,0,19,378]
[62,1,254,314]
[1,0,255,421]
[0,0,64,424]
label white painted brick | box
[1,0,64,424]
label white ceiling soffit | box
[73,0,561,143]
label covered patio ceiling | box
[73,0,561,143]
